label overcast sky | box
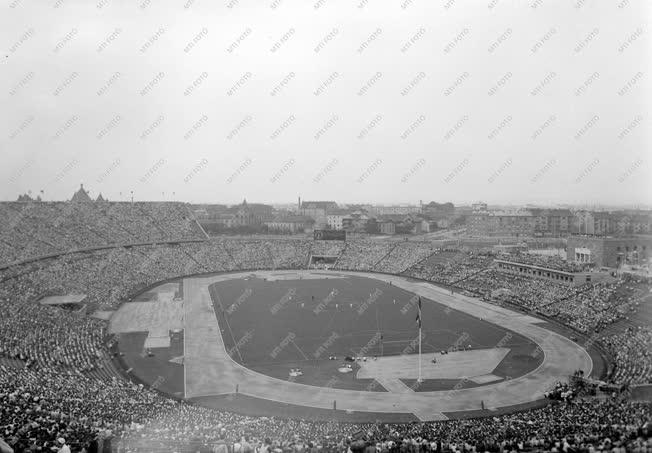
[1,0,650,206]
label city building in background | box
[567,236,651,268]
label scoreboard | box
[314,230,346,241]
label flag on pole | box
[416,297,422,382]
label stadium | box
[1,201,650,452]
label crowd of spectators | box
[602,326,652,385]
[335,241,395,271]
[548,282,632,333]
[455,269,568,309]
[309,241,346,269]
[455,271,652,384]
[456,270,641,331]
[2,357,650,453]
[218,240,311,271]
[0,365,176,452]
[265,240,312,270]
[2,240,651,385]
[0,264,106,371]
[495,253,593,273]
[0,202,206,266]
[543,382,576,402]
[311,241,346,257]
[373,242,436,274]
[454,270,626,333]
[117,397,652,453]
[404,250,496,285]
[1,232,651,452]
[310,241,347,265]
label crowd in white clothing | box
[1,233,651,452]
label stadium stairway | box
[264,242,276,270]
[449,266,493,286]
[221,242,240,269]
[186,204,210,239]
[600,320,628,337]
[400,248,440,274]
[107,215,142,241]
[182,248,210,273]
[332,242,348,269]
[137,205,169,239]
[372,243,398,270]
[305,241,314,268]
[86,355,125,381]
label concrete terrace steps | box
[372,243,399,271]
[86,356,125,381]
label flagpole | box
[418,324,422,382]
[417,297,422,383]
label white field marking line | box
[182,283,187,399]
[290,339,308,361]
[196,300,421,412]
[213,285,243,362]
[359,270,594,387]
[427,294,591,386]
[184,271,592,408]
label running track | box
[182,270,592,421]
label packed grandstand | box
[1,202,651,452]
